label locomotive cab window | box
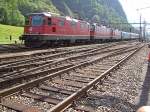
[48,18,51,26]
[31,15,43,26]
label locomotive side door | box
[90,25,95,41]
[110,29,113,39]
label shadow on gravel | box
[137,63,150,107]
[87,95,136,111]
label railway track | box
[0,41,139,69]
[0,43,144,112]
[0,43,117,72]
[0,43,114,63]
[0,42,126,74]
[0,41,138,62]
[0,42,139,90]
[0,44,35,53]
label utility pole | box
[143,20,147,41]
[139,14,142,41]
[137,6,150,42]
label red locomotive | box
[90,23,121,42]
[22,12,90,47]
[21,12,139,47]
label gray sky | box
[119,0,150,23]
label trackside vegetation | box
[0,24,23,44]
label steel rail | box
[0,45,137,73]
[0,44,112,70]
[0,43,105,62]
[48,45,144,112]
[0,46,137,86]
[0,43,117,67]
[0,46,141,99]
[0,41,134,64]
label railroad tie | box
[1,101,41,112]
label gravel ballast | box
[74,46,149,112]
[0,44,147,112]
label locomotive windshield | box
[31,15,43,26]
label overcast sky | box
[119,0,150,23]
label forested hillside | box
[0,0,59,25]
[52,0,129,30]
[0,0,130,30]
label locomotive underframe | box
[22,34,91,47]
[21,34,136,47]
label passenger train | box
[21,12,139,47]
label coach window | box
[59,20,65,26]
[48,18,51,26]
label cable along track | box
[0,44,144,112]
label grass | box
[0,24,24,44]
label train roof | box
[28,12,60,17]
[28,12,89,24]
